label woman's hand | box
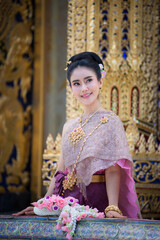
[12,206,34,216]
[105,210,127,218]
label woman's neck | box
[83,102,102,115]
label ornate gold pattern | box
[136,188,160,217]
[131,87,139,117]
[111,87,119,114]
[133,159,160,183]
[42,134,62,188]
[106,0,122,71]
[87,0,99,53]
[68,126,85,147]
[127,0,143,71]
[0,0,33,193]
[99,0,109,61]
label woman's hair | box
[66,52,104,85]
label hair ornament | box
[64,60,72,71]
[99,64,106,79]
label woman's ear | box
[99,78,103,89]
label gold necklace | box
[63,112,115,193]
[68,106,102,147]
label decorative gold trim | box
[91,175,105,183]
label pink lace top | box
[62,110,133,186]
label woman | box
[13,52,140,218]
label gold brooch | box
[101,116,108,123]
[68,126,85,147]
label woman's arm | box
[12,152,65,216]
[45,151,65,197]
[13,122,68,216]
[105,164,126,218]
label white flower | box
[99,64,104,70]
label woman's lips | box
[81,93,92,98]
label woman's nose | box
[81,83,88,92]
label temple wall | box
[0,0,67,211]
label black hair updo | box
[66,52,104,86]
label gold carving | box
[125,118,139,152]
[87,0,100,53]
[136,134,146,154]
[42,134,62,188]
[131,87,139,117]
[134,159,160,183]
[127,0,143,71]
[106,0,122,71]
[137,190,160,217]
[0,0,33,193]
[111,87,119,115]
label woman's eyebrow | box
[72,76,92,82]
[72,79,80,83]
[84,76,92,79]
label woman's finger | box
[25,210,35,215]
[105,211,113,218]
[105,210,127,219]
[12,206,34,216]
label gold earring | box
[99,87,102,101]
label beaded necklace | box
[68,106,102,147]
[62,112,115,194]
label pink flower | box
[67,218,72,223]
[94,208,98,213]
[56,223,61,230]
[97,212,105,218]
[62,219,67,224]
[101,70,106,79]
[57,197,67,209]
[61,211,68,218]
[45,201,53,211]
[65,196,79,205]
[81,213,87,218]
[38,202,46,209]
[32,202,39,207]
[85,206,90,211]
[62,226,68,231]
[76,215,82,221]
[66,233,73,240]
[50,195,58,203]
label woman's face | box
[70,66,102,108]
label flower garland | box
[32,195,104,240]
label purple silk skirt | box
[53,159,140,218]
[53,170,108,213]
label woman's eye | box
[73,82,80,86]
[87,78,92,83]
